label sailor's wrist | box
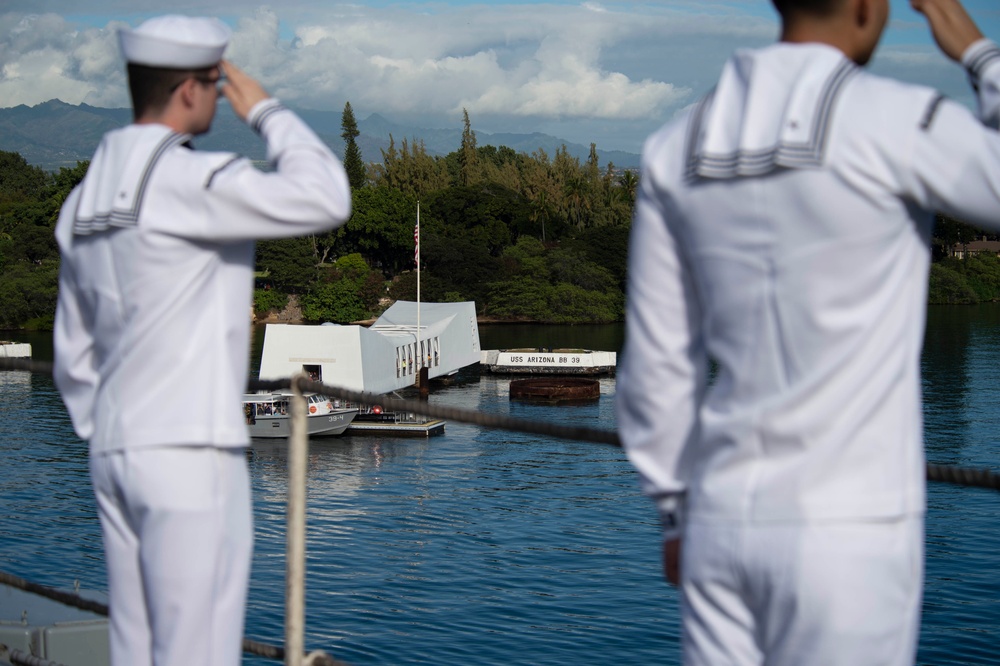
[656,493,686,540]
[962,38,996,68]
[247,98,284,135]
[962,39,1000,90]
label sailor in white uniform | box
[617,0,1000,663]
[52,15,351,666]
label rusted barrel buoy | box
[509,377,600,405]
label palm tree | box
[618,169,639,207]
[563,175,591,230]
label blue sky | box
[2,1,999,153]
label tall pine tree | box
[341,101,366,190]
[459,108,479,187]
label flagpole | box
[416,201,421,371]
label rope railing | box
[263,375,622,446]
[0,645,69,666]
[1,356,999,490]
[273,375,1000,491]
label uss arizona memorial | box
[258,301,482,394]
[259,300,617,392]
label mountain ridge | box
[0,99,640,172]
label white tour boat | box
[243,392,358,439]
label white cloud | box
[1,1,983,152]
[0,4,706,124]
[0,14,128,107]
[222,3,699,121]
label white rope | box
[286,374,309,666]
[304,651,331,666]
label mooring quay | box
[479,349,616,376]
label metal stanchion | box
[284,376,333,666]
[286,375,308,666]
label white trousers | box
[90,447,253,666]
[681,517,923,666]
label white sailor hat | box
[119,15,230,69]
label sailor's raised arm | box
[146,102,352,241]
[148,60,351,242]
[904,50,1000,229]
[219,60,268,122]
[911,0,984,63]
[203,98,352,240]
[912,0,1000,126]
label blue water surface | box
[1,312,998,664]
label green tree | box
[618,169,639,207]
[341,102,366,190]
[932,213,991,261]
[0,262,60,329]
[563,173,591,229]
[928,262,978,304]
[253,288,289,317]
[0,151,48,204]
[256,237,317,292]
[459,108,479,187]
[340,186,417,275]
[0,154,90,330]
[484,234,625,322]
[49,161,90,207]
[424,183,529,254]
[421,231,499,308]
[546,282,622,323]
[372,135,450,198]
[563,225,631,291]
[387,269,454,302]
[300,253,385,323]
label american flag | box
[414,221,420,267]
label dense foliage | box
[8,110,998,332]
[929,255,1000,304]
[0,152,87,329]
[256,108,636,324]
[252,288,288,317]
[927,214,1000,304]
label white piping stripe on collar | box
[685,59,858,181]
[73,131,190,236]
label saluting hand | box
[911,0,984,62]
[220,60,271,123]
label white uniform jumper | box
[617,39,1000,666]
[54,99,351,666]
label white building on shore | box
[0,342,31,358]
[258,301,481,395]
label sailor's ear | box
[176,78,197,108]
[854,0,887,30]
[851,0,868,28]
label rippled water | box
[2,313,999,664]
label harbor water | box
[1,311,999,664]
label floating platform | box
[509,377,601,405]
[481,349,616,376]
[0,583,109,666]
[0,342,31,359]
[345,418,446,437]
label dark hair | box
[771,0,845,19]
[126,63,215,120]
